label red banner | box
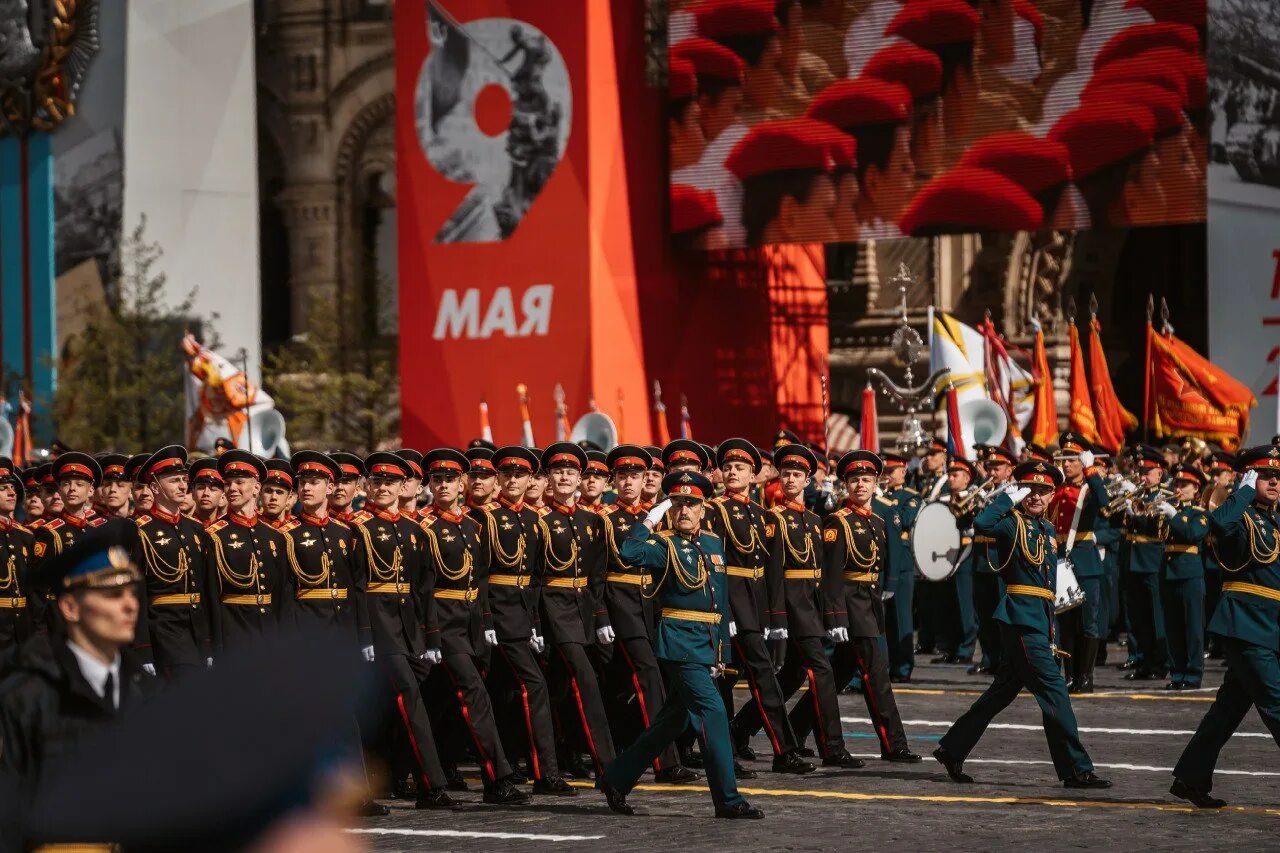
[1067,323,1100,445]
[1147,326,1255,451]
[1027,327,1057,448]
[1087,318,1137,453]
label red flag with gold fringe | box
[1087,318,1137,453]
[1068,323,1101,445]
[1027,324,1058,447]
[1146,325,1255,451]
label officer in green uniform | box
[1122,445,1170,680]
[970,445,1016,676]
[933,460,1110,789]
[1154,465,1210,690]
[598,470,763,819]
[1202,451,1236,660]
[872,453,920,681]
[1172,445,1280,809]
[912,437,950,657]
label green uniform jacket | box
[974,493,1057,635]
[1124,511,1165,574]
[871,487,919,587]
[1162,502,1209,581]
[619,524,732,667]
[1207,485,1280,651]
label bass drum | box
[911,501,967,581]
[1054,559,1086,614]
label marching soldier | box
[477,445,576,796]
[796,450,919,762]
[124,454,153,517]
[664,439,710,476]
[1122,445,1170,681]
[21,467,45,525]
[188,457,225,527]
[943,456,979,666]
[970,445,1015,676]
[934,460,1110,789]
[32,453,111,632]
[260,459,295,529]
[641,447,665,508]
[130,446,213,680]
[913,437,950,658]
[525,449,549,510]
[1171,445,1280,808]
[598,470,764,820]
[1154,464,1210,690]
[873,452,921,682]
[597,444,701,783]
[351,451,456,809]
[34,463,63,520]
[0,458,37,650]
[203,450,285,653]
[394,449,426,518]
[328,452,366,523]
[534,442,618,778]
[419,448,530,804]
[580,450,610,512]
[1050,432,1109,693]
[92,454,132,519]
[464,446,500,512]
[706,438,812,774]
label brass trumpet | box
[1103,474,1144,513]
[950,480,1008,515]
[1108,482,1175,516]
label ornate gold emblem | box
[0,0,100,135]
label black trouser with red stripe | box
[737,635,843,759]
[723,631,798,757]
[487,640,560,781]
[381,653,447,790]
[435,653,513,785]
[548,641,617,774]
[607,636,681,771]
[791,637,909,756]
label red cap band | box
[669,450,700,464]
[548,453,581,468]
[60,463,94,479]
[429,459,463,472]
[147,457,184,478]
[470,459,496,472]
[370,463,404,476]
[224,461,260,478]
[780,454,811,471]
[297,461,334,480]
[611,456,646,470]
[339,463,361,477]
[495,456,533,470]
[668,484,706,499]
[103,465,125,477]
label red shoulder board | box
[207,519,229,534]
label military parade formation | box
[0,427,1278,845]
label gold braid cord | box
[31,0,80,131]
[425,526,472,582]
[0,554,15,591]
[211,533,259,590]
[715,501,760,555]
[1213,512,1279,572]
[286,533,329,586]
[358,524,403,581]
[773,508,814,565]
[602,514,641,571]
[664,535,707,592]
[835,514,878,569]
[139,530,189,584]
[537,517,578,573]
[486,510,525,569]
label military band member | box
[260,459,295,529]
[1172,445,1280,809]
[942,456,979,666]
[130,447,213,679]
[798,450,919,762]
[393,449,426,518]
[0,459,37,649]
[464,446,500,512]
[1122,445,1169,681]
[599,471,764,820]
[934,460,1110,790]
[124,454,153,517]
[707,439,812,774]
[534,442,618,778]
[352,451,456,809]
[913,437,950,657]
[419,448,529,804]
[92,453,132,519]
[188,457,225,527]
[478,445,576,796]
[598,444,700,783]
[971,445,1015,675]
[1203,451,1236,660]
[328,452,366,523]
[1050,432,1109,693]
[873,452,921,682]
[203,451,285,653]
[1154,464,1210,690]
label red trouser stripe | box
[806,667,831,759]
[618,641,663,772]
[444,663,497,783]
[498,645,541,780]
[395,693,428,787]
[853,645,893,754]
[557,644,603,775]
[735,637,782,756]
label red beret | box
[726,118,839,180]
[825,130,858,171]
[806,78,911,131]
[670,57,697,102]
[671,184,724,234]
[1124,0,1205,28]
[1083,81,1186,136]
[886,0,980,48]
[671,37,745,85]
[862,42,943,102]
[1089,52,1189,105]
[958,131,1072,192]
[1093,22,1200,70]
[696,0,779,41]
[1014,0,1044,42]
[1049,102,1156,179]
[1183,53,1206,110]
[898,167,1043,235]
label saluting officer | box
[0,458,38,650]
[259,459,296,529]
[934,460,1110,790]
[598,470,764,820]
[1172,445,1280,809]
[130,446,213,679]
[203,450,285,653]
[1154,464,1210,691]
[706,438,812,775]
[419,448,529,805]
[872,452,921,682]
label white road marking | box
[347,828,605,842]
[844,716,1275,738]
[841,753,1280,778]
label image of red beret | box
[671,184,724,234]
[898,167,1044,235]
[862,42,943,101]
[806,78,912,130]
[726,118,839,180]
[1049,101,1156,179]
[1082,81,1186,136]
[823,127,859,171]
[1089,51,1190,104]
[1014,0,1044,45]
[1093,22,1200,70]
[696,0,779,41]
[958,131,1071,192]
[671,37,745,84]
[886,0,980,48]
[1124,0,1205,29]
[670,57,697,101]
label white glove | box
[1156,501,1178,519]
[205,657,214,669]
[710,663,726,678]
[484,629,499,647]
[822,479,834,495]
[1006,485,1031,505]
[596,625,616,644]
[423,648,442,665]
[766,627,788,641]
[729,621,737,638]
[827,626,849,643]
[1078,450,1095,469]
[142,663,156,676]
[645,498,673,527]
[881,590,895,601]
[362,645,375,662]
[1240,470,1259,492]
[1119,479,1139,495]
[529,630,545,654]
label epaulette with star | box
[28,518,46,528]
[419,514,438,530]
[597,503,619,516]
[701,530,720,539]
[658,530,677,538]
[133,514,151,527]
[206,519,228,534]
[12,521,30,534]
[87,516,108,528]
[350,509,373,524]
[833,507,851,518]
[330,518,350,530]
[535,506,551,517]
[278,518,300,533]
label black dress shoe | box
[1170,779,1227,809]
[715,801,765,819]
[1124,669,1156,681]
[392,775,419,800]
[1164,681,1183,691]
[881,749,923,763]
[932,747,973,784]
[1117,659,1137,671]
[736,743,758,761]
[772,751,816,774]
[931,653,959,664]
[563,754,595,779]
[966,664,991,675]
[915,643,934,654]
[358,799,390,816]
[683,750,705,769]
[444,767,469,791]
[654,765,702,784]
[889,674,912,684]
[796,745,817,758]
[532,775,578,796]
[1064,771,1112,789]
[734,760,758,779]
[598,779,634,815]
[1075,675,1095,694]
[483,778,532,805]
[822,750,865,769]
[507,768,529,784]
[415,788,459,810]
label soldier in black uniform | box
[707,439,813,775]
[0,458,38,650]
[580,450,611,512]
[535,442,617,778]
[794,450,920,762]
[352,451,456,809]
[394,449,426,519]
[188,457,225,528]
[329,452,366,524]
[130,446,213,680]
[464,447,501,513]
[420,448,529,804]
[20,466,45,525]
[203,450,285,652]
[598,444,700,783]
[641,446,665,508]
[260,459,295,530]
[32,453,110,573]
[912,437,950,657]
[737,444,863,768]
[476,445,576,795]
[124,454,153,518]
[92,453,132,519]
